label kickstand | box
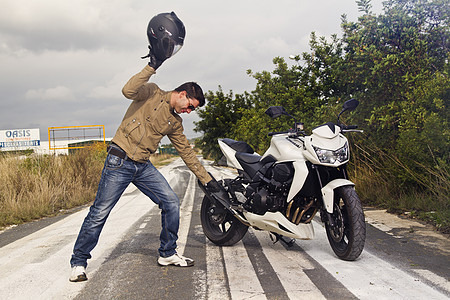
[269,232,296,247]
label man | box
[70,12,223,282]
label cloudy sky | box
[0,0,383,143]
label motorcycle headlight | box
[313,143,348,164]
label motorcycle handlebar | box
[268,131,289,136]
[268,125,361,136]
[267,131,289,136]
[341,125,362,133]
[343,129,364,133]
[268,129,303,137]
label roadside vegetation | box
[0,143,176,230]
[1,0,447,234]
[195,0,449,232]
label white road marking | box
[205,240,229,299]
[204,162,267,299]
[301,221,448,300]
[252,230,326,299]
[193,268,208,300]
[0,184,154,299]
[1,159,447,300]
[177,172,196,256]
[0,159,190,299]
[203,162,448,299]
[222,241,267,299]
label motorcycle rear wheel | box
[200,195,248,246]
[324,186,366,261]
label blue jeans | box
[70,147,180,267]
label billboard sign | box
[0,128,40,149]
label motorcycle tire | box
[200,195,248,246]
[324,186,366,261]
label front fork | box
[313,166,354,226]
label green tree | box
[233,33,348,154]
[195,0,449,228]
[340,0,449,186]
[194,87,253,161]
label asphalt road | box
[0,158,448,299]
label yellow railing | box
[48,125,105,150]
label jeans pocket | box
[105,153,123,170]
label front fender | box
[321,179,355,213]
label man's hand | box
[148,51,164,70]
[205,178,231,205]
[205,179,223,193]
[141,46,164,70]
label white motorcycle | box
[199,99,366,260]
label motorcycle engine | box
[245,163,294,215]
[271,163,293,183]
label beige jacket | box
[112,65,212,184]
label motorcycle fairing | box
[261,134,311,201]
[287,161,309,202]
[218,139,251,170]
[242,211,315,239]
[311,123,340,139]
[321,179,355,213]
[262,134,304,161]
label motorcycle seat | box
[221,138,254,154]
[235,152,261,164]
[235,152,276,179]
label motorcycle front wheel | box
[324,186,366,261]
[200,195,248,246]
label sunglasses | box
[186,96,196,111]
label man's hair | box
[175,82,206,107]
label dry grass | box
[349,143,450,233]
[150,153,178,166]
[0,144,177,229]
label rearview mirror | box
[342,98,359,112]
[338,98,359,124]
[265,106,289,119]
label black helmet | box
[147,12,185,61]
